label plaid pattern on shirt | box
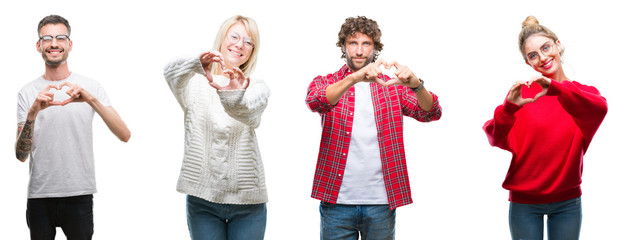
[306,65,442,209]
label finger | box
[224,69,235,80]
[395,65,409,76]
[380,59,391,69]
[209,50,221,57]
[233,67,246,82]
[59,81,72,89]
[534,89,548,100]
[69,87,83,99]
[60,98,75,106]
[383,78,402,87]
[396,69,411,81]
[374,78,388,87]
[522,98,535,104]
[233,67,245,78]
[218,59,226,71]
[389,60,401,70]
[208,81,222,90]
[43,84,58,91]
[41,91,55,98]
[527,75,546,86]
[199,52,210,61]
[66,88,78,98]
[370,65,382,78]
[208,51,225,64]
[36,94,53,103]
[205,70,214,83]
[243,78,251,89]
[510,82,524,92]
[375,58,385,67]
[50,100,65,106]
[529,75,543,82]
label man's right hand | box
[28,85,63,120]
[350,59,389,86]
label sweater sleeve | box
[546,80,608,145]
[482,98,522,151]
[163,57,205,110]
[216,79,270,128]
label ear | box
[67,39,73,52]
[555,39,562,49]
[36,40,42,53]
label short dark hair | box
[336,16,384,61]
[38,15,71,36]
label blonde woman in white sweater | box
[163,15,269,240]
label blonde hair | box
[518,16,564,61]
[211,15,260,77]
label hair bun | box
[522,16,540,28]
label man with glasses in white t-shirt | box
[15,14,131,240]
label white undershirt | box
[337,82,388,205]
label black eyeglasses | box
[39,35,70,42]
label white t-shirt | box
[17,73,110,199]
[337,82,388,205]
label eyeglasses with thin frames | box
[39,35,70,43]
[526,41,556,65]
[227,32,254,49]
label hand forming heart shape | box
[358,59,397,86]
[369,59,420,88]
[507,76,551,106]
[46,85,73,105]
[379,62,397,79]
[40,85,66,106]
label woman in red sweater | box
[483,16,607,240]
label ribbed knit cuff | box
[546,80,563,96]
[217,89,246,107]
[502,99,522,115]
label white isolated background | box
[1,0,629,239]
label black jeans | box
[26,194,94,240]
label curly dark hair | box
[336,16,384,61]
[38,15,71,36]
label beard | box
[345,49,375,71]
[41,47,69,67]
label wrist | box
[27,109,39,120]
[345,72,361,86]
[409,78,424,93]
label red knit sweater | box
[483,80,607,204]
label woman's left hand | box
[209,67,250,90]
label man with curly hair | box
[305,16,442,239]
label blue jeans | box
[509,197,582,240]
[26,194,94,240]
[319,202,396,240]
[186,195,266,240]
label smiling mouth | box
[541,59,553,69]
[46,48,64,55]
[229,49,243,57]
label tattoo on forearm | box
[16,120,34,160]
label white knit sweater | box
[163,57,270,204]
